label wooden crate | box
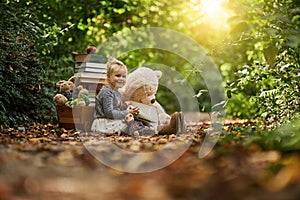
[56,105,95,131]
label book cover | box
[77,82,104,91]
[77,78,107,84]
[75,54,106,63]
[75,62,107,69]
[75,62,107,73]
[76,67,107,74]
[77,72,107,79]
[130,101,159,123]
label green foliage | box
[225,92,257,119]
[217,116,300,153]
[0,1,55,126]
[2,0,300,126]
[228,51,300,127]
[245,116,300,151]
[224,0,300,127]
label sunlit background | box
[180,0,234,50]
[3,0,299,125]
[199,0,232,29]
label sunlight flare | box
[197,0,231,29]
[201,0,223,16]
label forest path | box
[1,121,300,200]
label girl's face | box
[108,66,127,90]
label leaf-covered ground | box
[1,120,300,200]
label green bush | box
[227,50,300,128]
[225,0,300,127]
[0,2,55,126]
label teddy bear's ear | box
[154,70,162,79]
[68,75,76,83]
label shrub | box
[228,49,300,128]
[0,2,55,126]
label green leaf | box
[263,45,278,67]
[292,15,300,23]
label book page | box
[130,101,159,123]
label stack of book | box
[74,54,107,105]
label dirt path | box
[1,123,300,200]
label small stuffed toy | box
[75,85,90,106]
[73,98,86,106]
[54,75,78,106]
[64,85,90,107]
[53,94,68,106]
[54,75,91,107]
[53,76,76,106]
[55,76,76,100]
[77,85,89,96]
[124,113,140,137]
[124,109,156,137]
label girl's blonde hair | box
[106,57,127,78]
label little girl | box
[91,57,152,136]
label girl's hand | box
[127,105,139,115]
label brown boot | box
[178,112,186,134]
[158,112,185,135]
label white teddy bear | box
[120,67,184,135]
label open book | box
[130,101,159,123]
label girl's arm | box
[102,91,128,119]
[120,101,129,110]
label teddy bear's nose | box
[151,99,155,104]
